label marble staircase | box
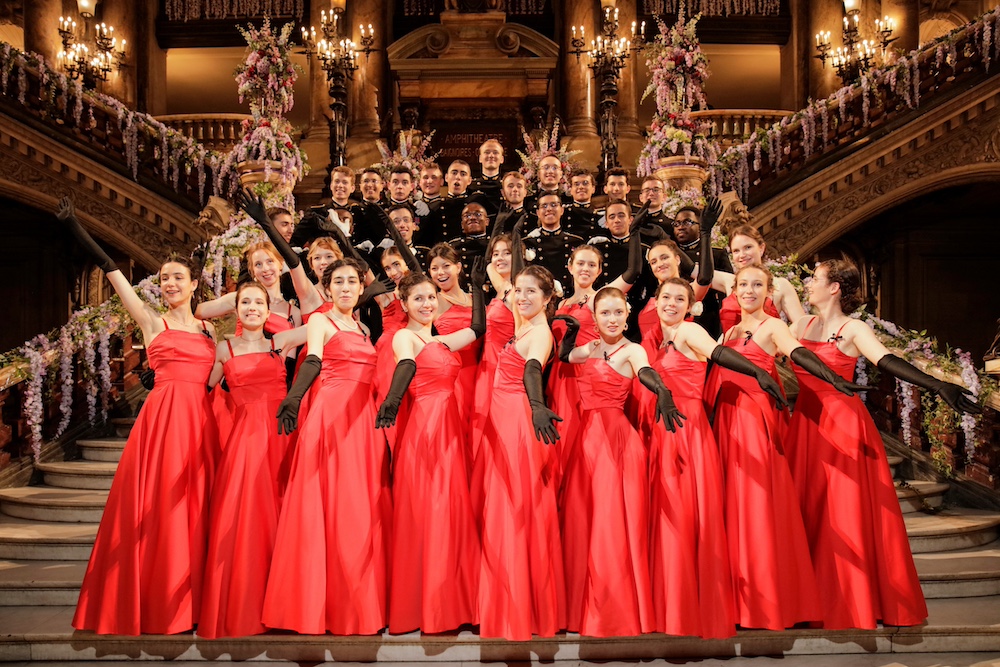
[2,419,1000,661]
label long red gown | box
[707,334,820,630]
[561,355,652,637]
[73,321,218,636]
[374,298,410,454]
[639,343,736,639]
[786,329,927,629]
[261,321,391,635]
[389,341,480,634]
[548,299,599,479]
[434,302,482,426]
[471,296,515,462]
[475,342,565,640]
[199,341,291,638]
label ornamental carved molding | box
[754,77,1000,257]
[0,112,220,270]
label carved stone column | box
[562,0,600,167]
[615,0,643,171]
[348,0,386,150]
[22,0,61,63]
[295,0,334,202]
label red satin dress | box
[293,301,335,422]
[73,321,218,636]
[199,340,291,638]
[719,292,778,336]
[786,323,927,629]
[548,299,599,479]
[475,341,565,640]
[434,302,482,427]
[471,296,515,463]
[374,298,410,454]
[389,341,479,634]
[561,353,652,637]
[639,342,736,639]
[706,331,820,630]
[262,320,391,635]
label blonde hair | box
[307,237,345,265]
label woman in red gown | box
[720,224,806,333]
[555,287,683,637]
[707,263,865,630]
[198,282,307,639]
[261,258,391,635]
[475,266,566,641]
[373,245,415,455]
[376,266,486,634]
[58,196,220,636]
[639,278,786,639]
[785,260,975,629]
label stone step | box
[906,509,1000,554]
[110,417,136,439]
[0,487,107,523]
[35,461,118,491]
[887,454,904,476]
[0,560,84,606]
[77,438,127,463]
[916,544,1000,599]
[897,480,950,514]
[0,515,97,561]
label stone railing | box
[154,113,252,152]
[713,8,1000,206]
[690,109,791,147]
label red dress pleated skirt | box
[786,338,927,629]
[389,341,479,634]
[471,298,515,463]
[73,327,219,635]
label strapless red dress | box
[199,343,291,638]
[262,322,391,635]
[389,341,479,634]
[73,322,219,635]
[562,356,652,637]
[706,336,820,630]
[786,333,927,629]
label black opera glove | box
[139,368,155,391]
[376,359,417,428]
[357,278,390,309]
[380,206,424,275]
[622,202,650,285]
[790,346,867,397]
[552,314,581,363]
[696,197,722,288]
[523,359,562,445]
[55,197,118,273]
[470,257,487,338]
[236,188,301,270]
[276,354,322,435]
[710,345,788,408]
[638,367,686,432]
[878,355,982,415]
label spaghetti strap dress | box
[73,319,218,636]
[389,340,479,634]
[706,328,820,630]
[561,352,653,637]
[434,302,483,429]
[785,321,927,629]
[261,320,391,635]
[470,295,515,463]
[199,339,291,638]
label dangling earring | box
[624,323,629,331]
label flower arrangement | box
[516,118,582,193]
[216,117,306,197]
[371,129,439,178]
[234,17,300,118]
[661,186,706,220]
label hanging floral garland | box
[164,0,305,21]
[641,0,780,16]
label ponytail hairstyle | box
[819,258,864,313]
[515,265,558,322]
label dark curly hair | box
[819,258,864,314]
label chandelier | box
[57,16,126,88]
[815,0,895,84]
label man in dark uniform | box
[493,171,535,234]
[447,194,492,270]
[523,191,584,292]
[562,167,600,239]
[470,139,504,210]
[385,166,416,208]
[524,154,572,214]
[672,204,733,339]
[414,162,444,247]
[639,176,671,235]
[377,203,431,271]
[438,160,473,244]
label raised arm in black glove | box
[376,359,417,428]
[878,355,982,414]
[276,354,322,435]
[697,196,722,287]
[235,188,301,270]
[523,358,562,444]
[552,314,581,363]
[357,277,391,308]
[470,256,487,338]
[710,345,788,408]
[510,212,528,278]
[56,197,118,273]
[380,206,424,275]
[790,346,867,397]
[323,214,369,273]
[638,366,687,432]
[621,202,650,285]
